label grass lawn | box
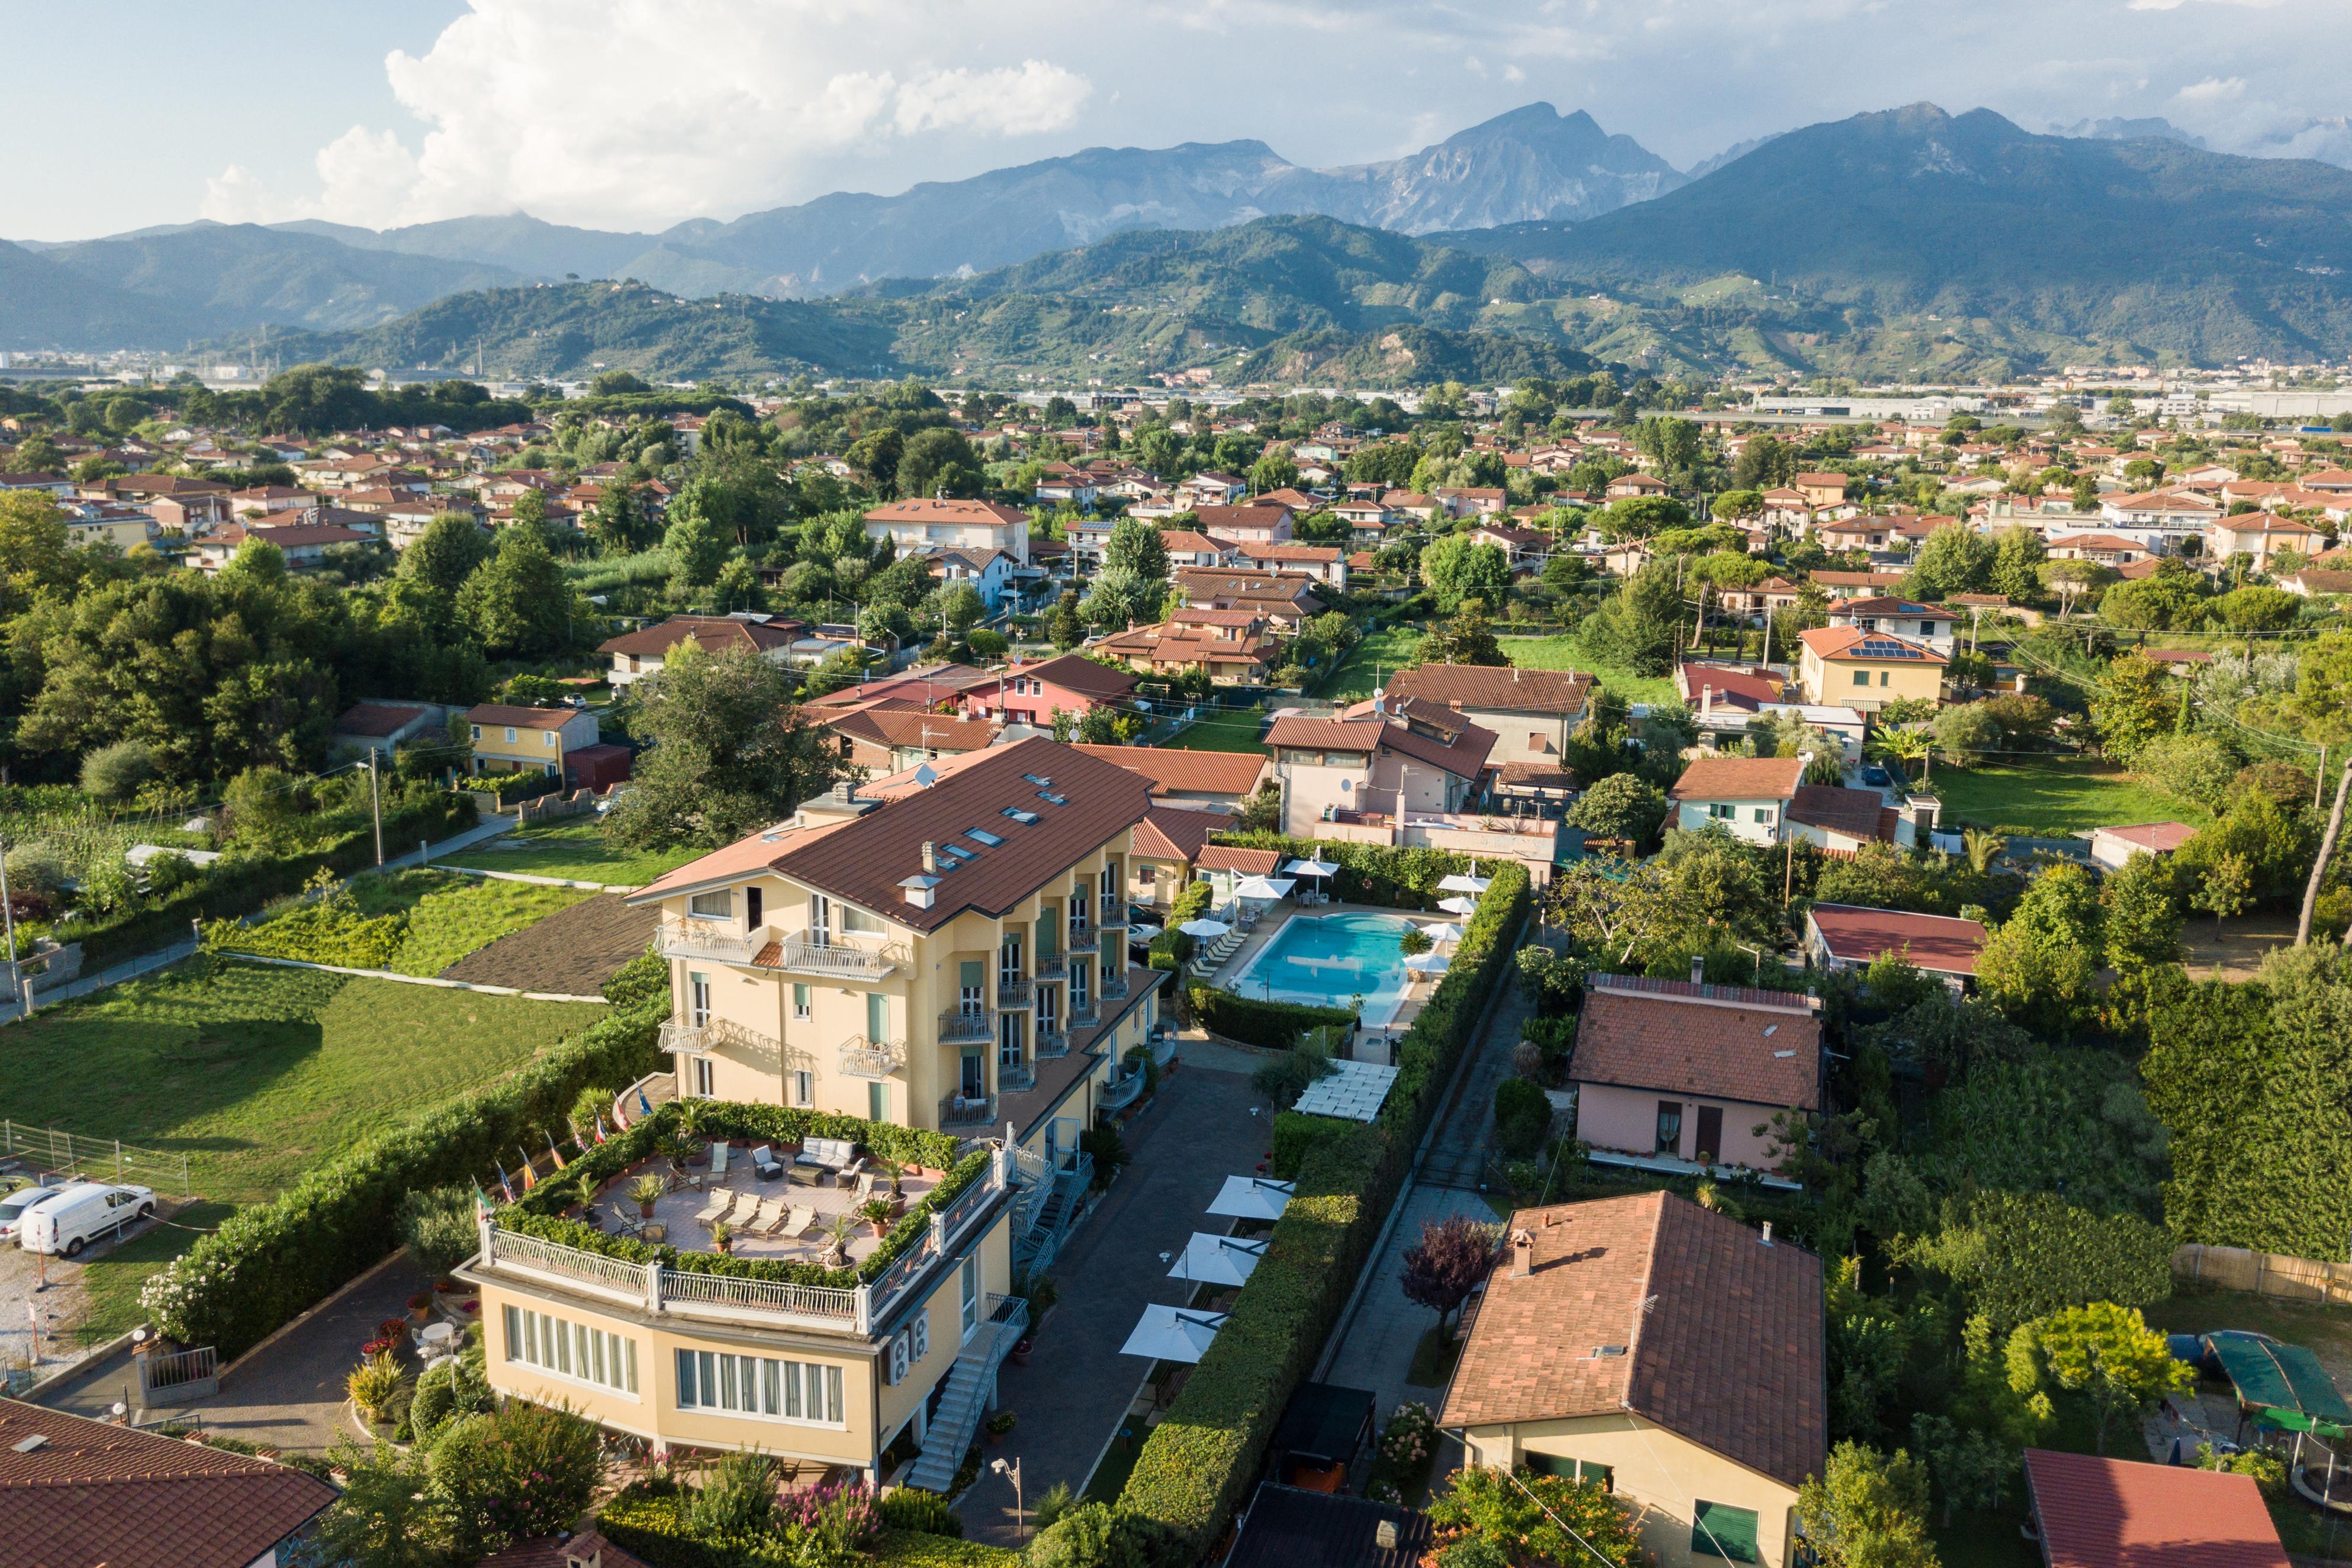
[2,957,600,1205]
[1316,624,1424,701]
[1925,760,2205,836]
[75,1199,237,1345]
[1083,1420,1148,1503]
[1167,709,1268,754]
[333,867,594,975]
[449,820,702,888]
[1498,636,1679,705]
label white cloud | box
[2176,75,2246,102]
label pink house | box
[1568,973,1823,1177]
[957,653,1138,727]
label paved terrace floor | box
[594,1149,944,1266]
[954,1051,1266,1550]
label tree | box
[2190,850,2254,933]
[664,504,731,593]
[2212,584,2299,653]
[895,426,984,498]
[1420,535,1511,611]
[1871,723,1936,785]
[1426,1464,1645,1568]
[600,643,836,849]
[1399,1215,1500,1329]
[1579,561,1684,675]
[2101,851,2184,970]
[1249,448,1299,494]
[1793,1443,1941,1568]
[1903,1193,2175,1329]
[2016,1302,2192,1454]
[455,523,579,658]
[2088,653,2173,761]
[428,1401,606,1558]
[1104,518,1170,584]
[1047,591,1085,650]
[588,479,655,555]
[1712,489,1765,521]
[1599,494,1691,540]
[1975,863,2104,1033]
[1930,703,2002,767]
[1632,415,1701,477]
[1990,526,2047,603]
[304,1441,449,1568]
[1904,523,1996,601]
[1417,603,1507,667]
[845,427,905,489]
[1565,772,1669,847]
[80,739,157,803]
[2043,558,2112,617]
[396,513,491,595]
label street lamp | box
[992,1456,1026,1537]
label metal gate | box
[137,1345,220,1407]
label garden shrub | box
[877,1488,962,1538]
[1185,986,1354,1051]
[141,997,663,1357]
[603,941,669,1007]
[870,1530,1022,1568]
[1268,1111,1352,1179]
[1492,1077,1553,1160]
[601,1481,788,1568]
[1204,831,1473,907]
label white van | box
[18,1182,154,1257]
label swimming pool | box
[1231,911,1418,1025]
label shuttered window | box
[1692,1501,1759,1563]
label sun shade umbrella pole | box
[2305,755,2352,946]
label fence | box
[2174,1241,2352,1305]
[0,1121,192,1197]
[0,937,198,1023]
[138,1344,220,1406]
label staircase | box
[1010,1145,1093,1274]
[905,1295,1029,1493]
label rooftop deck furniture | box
[709,1141,731,1177]
[693,1189,740,1226]
[751,1145,784,1181]
[796,1137,860,1176]
[747,1196,790,1236]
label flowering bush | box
[429,1400,606,1560]
[1366,1402,1438,1504]
[1425,1466,1643,1568]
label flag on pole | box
[612,1101,629,1131]
[514,1150,536,1193]
[474,1180,496,1218]
[495,1161,516,1205]
[592,1114,610,1145]
[546,1131,567,1171]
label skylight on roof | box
[1037,791,1068,805]
[937,843,971,862]
[1002,807,1041,825]
[967,828,1005,846]
[1022,774,1053,787]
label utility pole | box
[0,827,17,1020]
[366,752,384,867]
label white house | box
[1665,756,1806,845]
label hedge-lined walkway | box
[953,1055,1265,1550]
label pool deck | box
[1191,900,1442,1062]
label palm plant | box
[628,1174,667,1218]
[1962,828,2006,873]
[1871,723,1936,785]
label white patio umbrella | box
[1417,922,1465,944]
[1282,858,1339,878]
[1437,873,1492,894]
[1233,875,1299,901]
[1180,919,1233,939]
[1206,1173,1295,1221]
[1167,1232,1267,1287]
[1404,951,1452,975]
[1437,896,1479,916]
[1120,1305,1228,1363]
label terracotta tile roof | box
[466,703,580,730]
[1497,762,1576,790]
[1006,654,1140,701]
[334,702,432,737]
[1667,756,1806,802]
[1807,571,1906,589]
[598,615,805,657]
[1799,626,1948,665]
[1679,664,1787,710]
[480,1529,655,1568]
[0,1396,337,1568]
[862,497,1029,527]
[1131,805,1223,863]
[1382,664,1592,716]
[1264,714,1497,780]
[2024,1450,2286,1568]
[1789,784,1894,843]
[1196,845,1282,875]
[1807,902,1988,975]
[826,708,998,753]
[2095,822,2197,854]
[1437,1193,1826,1490]
[1072,745,1267,797]
[1831,597,1957,622]
[1570,974,1823,1110]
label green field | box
[1499,636,1679,705]
[1315,624,1425,701]
[4,957,600,1205]
[1167,709,1269,754]
[1925,761,2206,836]
[447,819,702,888]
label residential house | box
[466,703,604,780]
[1071,745,1270,814]
[1380,491,1441,523]
[229,485,320,518]
[0,472,75,499]
[1565,973,1824,1174]
[60,503,156,552]
[1379,665,1592,780]
[957,654,1138,726]
[1196,504,1293,548]
[1092,612,1278,684]
[1804,903,1987,989]
[1066,516,1119,569]
[922,546,1018,608]
[2206,513,2326,569]
[2096,488,2221,549]
[1033,463,1099,506]
[332,700,445,759]
[599,616,807,688]
[0,1394,339,1568]
[1170,569,1327,632]
[1331,500,1394,543]
[2089,821,2196,871]
[1230,542,1347,588]
[1793,472,1848,506]
[1250,488,1323,515]
[1796,627,1946,712]
[1785,784,1902,851]
[1157,529,1235,569]
[1438,1191,1825,1568]
[2022,1449,2287,1568]
[1813,516,1901,553]
[1194,843,1285,906]
[1266,709,1496,835]
[1666,755,1804,845]
[825,704,999,772]
[1178,472,1247,508]
[189,520,374,574]
[2282,569,2352,597]
[1434,486,1508,517]
[1807,570,1907,600]
[864,498,1031,568]
[1825,597,1958,653]
[1465,524,1551,566]
[1605,473,1669,500]
[1125,803,1224,907]
[2045,533,2153,566]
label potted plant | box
[710,1219,734,1255]
[407,1292,433,1325]
[377,1317,410,1347]
[877,1156,904,1198]
[821,1212,858,1267]
[1010,1335,1034,1367]
[986,1411,1017,1445]
[628,1174,666,1219]
[860,1197,896,1236]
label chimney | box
[1759,1221,1775,1247]
[1701,684,1713,717]
[1375,1522,1400,1552]
[1510,1228,1535,1278]
[1691,955,1706,984]
[921,842,938,873]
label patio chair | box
[748,1196,790,1236]
[751,1145,784,1181]
[850,1171,877,1205]
[785,1203,819,1238]
[709,1141,732,1177]
[610,1208,645,1238]
[693,1189,736,1226]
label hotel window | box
[503,1306,638,1396]
[690,890,731,919]
[675,1349,844,1425]
[793,983,811,1020]
[842,904,886,935]
[794,1070,814,1106]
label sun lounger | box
[785,1204,818,1238]
[709,1141,731,1177]
[693,1189,736,1226]
[747,1196,790,1235]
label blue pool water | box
[1233,912,1417,1023]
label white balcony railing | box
[767,935,908,980]
[838,1035,906,1078]
[939,1007,994,1044]
[657,916,762,965]
[660,1017,780,1058]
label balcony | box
[1069,1000,1101,1029]
[1035,1029,1070,1060]
[1099,896,1127,928]
[939,1093,997,1128]
[1035,953,1067,980]
[838,1035,906,1078]
[1101,970,1130,1002]
[999,1060,1037,1093]
[659,1017,779,1057]
[939,1007,995,1044]
[997,977,1032,1009]
[766,935,907,980]
[657,916,762,965]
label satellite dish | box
[913,764,939,788]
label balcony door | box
[960,1047,986,1100]
[866,990,890,1043]
[809,894,832,946]
[999,936,1022,986]
[959,961,986,1016]
[959,1253,980,1342]
[1037,983,1059,1035]
[1070,957,1090,1015]
[688,971,712,1026]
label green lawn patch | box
[242,868,593,976]
[76,1199,237,1346]
[1167,709,1269,754]
[1085,1420,1150,1503]
[4,957,601,1205]
[388,878,594,976]
[1404,1323,1462,1389]
[1499,637,1678,705]
[450,820,700,888]
[1925,761,2206,837]
[1316,624,1425,701]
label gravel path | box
[439,893,655,994]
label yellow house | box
[465,702,601,777]
[1796,626,1946,713]
[1439,1192,1826,1568]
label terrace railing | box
[996,978,1033,1009]
[660,1018,779,1058]
[657,916,762,966]
[1034,1029,1070,1060]
[1035,953,1067,980]
[1099,896,1127,929]
[769,935,909,981]
[938,1007,994,1045]
[938,1093,996,1128]
[838,1035,906,1078]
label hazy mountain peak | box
[2049,115,2211,149]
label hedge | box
[1268,1111,1353,1179]
[599,1480,787,1568]
[871,1531,1022,1568]
[56,793,478,970]
[1185,986,1354,1051]
[1203,830,1474,908]
[1121,863,1531,1552]
[141,994,662,1358]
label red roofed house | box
[1796,626,1948,713]
[862,497,1030,566]
[2089,821,2197,871]
[1265,709,1496,835]
[1786,784,1903,852]
[1125,804,1225,908]
[2023,1449,2287,1568]
[957,653,1138,727]
[823,703,999,772]
[598,614,809,688]
[1567,972,1823,1174]
[189,520,375,574]
[1438,1190,1825,1568]
[1804,902,1987,989]
[1666,756,1807,845]
[1071,744,1270,814]
[1196,503,1293,548]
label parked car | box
[18,1181,155,1257]
[0,1181,67,1244]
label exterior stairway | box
[905,1295,1028,1493]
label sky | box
[6,0,2352,242]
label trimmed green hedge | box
[1268,1111,1353,1179]
[871,1530,1022,1568]
[1185,987,1354,1051]
[1203,830,1474,908]
[141,997,662,1358]
[599,1481,787,1568]
[1121,863,1531,1552]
